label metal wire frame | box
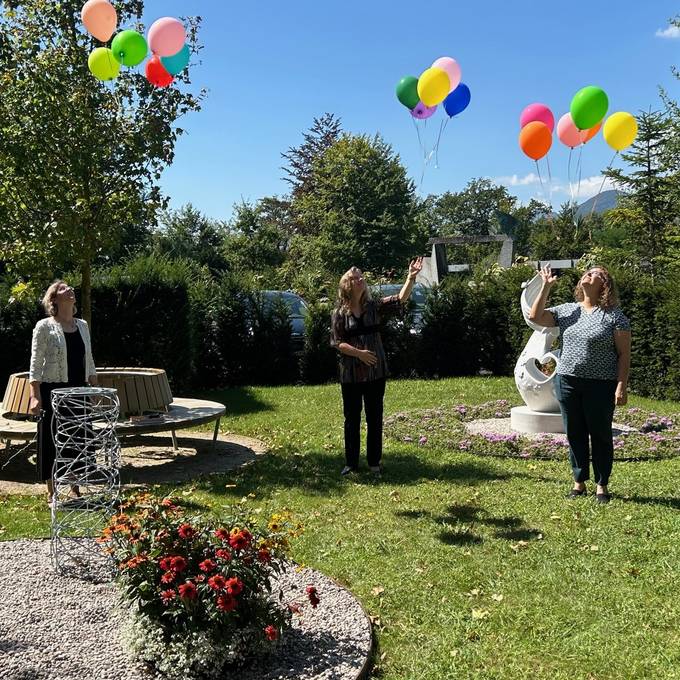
[49,387,121,579]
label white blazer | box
[29,317,96,384]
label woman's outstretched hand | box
[539,265,558,288]
[408,257,424,279]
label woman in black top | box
[28,281,98,503]
[331,258,423,476]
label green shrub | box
[299,300,336,385]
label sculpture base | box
[511,406,564,434]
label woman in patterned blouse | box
[331,258,423,477]
[528,265,631,503]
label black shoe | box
[567,487,587,499]
[595,493,611,504]
[341,465,357,476]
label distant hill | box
[575,189,622,217]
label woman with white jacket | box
[28,280,97,502]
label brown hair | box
[574,266,619,309]
[336,266,371,314]
[42,280,77,317]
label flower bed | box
[384,401,680,461]
[100,494,318,680]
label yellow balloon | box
[88,47,120,81]
[602,111,637,152]
[417,67,450,107]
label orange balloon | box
[519,121,552,160]
[580,122,601,144]
[81,0,117,42]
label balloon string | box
[434,118,448,169]
[567,147,574,206]
[535,160,546,202]
[589,151,618,218]
[545,155,553,209]
[575,145,584,200]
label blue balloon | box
[443,83,471,118]
[160,44,190,76]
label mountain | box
[575,189,622,217]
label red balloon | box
[145,55,173,88]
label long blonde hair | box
[574,266,619,310]
[42,280,77,317]
[336,266,371,314]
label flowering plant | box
[100,494,309,679]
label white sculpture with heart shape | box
[511,273,566,433]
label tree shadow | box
[618,494,680,511]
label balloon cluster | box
[519,86,638,161]
[396,57,470,121]
[82,0,190,88]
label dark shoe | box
[595,493,611,504]
[341,465,357,476]
[369,465,383,478]
[567,487,587,499]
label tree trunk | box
[81,256,92,326]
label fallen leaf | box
[590,545,599,552]
[491,593,504,602]
[472,608,490,620]
[380,652,387,661]
[550,514,561,520]
[371,586,385,597]
[224,484,237,489]
[468,588,481,597]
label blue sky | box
[138,1,680,221]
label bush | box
[101,493,308,680]
[299,300,337,384]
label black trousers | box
[341,378,386,469]
[555,374,617,486]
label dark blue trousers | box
[555,374,617,486]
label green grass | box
[3,377,680,679]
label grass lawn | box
[2,376,680,679]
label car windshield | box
[371,283,429,306]
[263,292,308,316]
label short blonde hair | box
[42,280,77,317]
[336,266,371,314]
[574,266,619,309]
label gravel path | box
[464,417,635,438]
[0,540,372,680]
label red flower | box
[195,574,206,583]
[178,581,198,600]
[170,556,187,573]
[216,548,232,561]
[208,574,227,591]
[258,548,272,563]
[216,594,237,612]
[215,528,230,541]
[264,625,278,641]
[228,528,252,551]
[199,559,217,573]
[160,589,176,603]
[225,577,244,596]
[161,498,175,508]
[161,570,175,584]
[306,585,320,608]
[178,524,196,540]
[159,556,173,571]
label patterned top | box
[330,295,402,384]
[547,302,631,381]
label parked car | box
[370,282,431,333]
[259,290,309,352]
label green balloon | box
[111,30,148,67]
[396,76,420,110]
[88,47,120,81]
[570,86,609,131]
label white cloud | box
[656,25,680,39]
[493,173,542,187]
[551,175,617,200]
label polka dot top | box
[547,302,631,381]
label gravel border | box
[0,540,372,680]
[464,417,636,438]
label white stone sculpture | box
[510,274,565,433]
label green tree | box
[528,203,592,261]
[153,204,227,274]
[292,133,424,275]
[0,0,205,322]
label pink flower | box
[199,559,217,573]
[225,577,243,596]
[160,589,176,603]
[178,581,198,601]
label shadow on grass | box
[194,387,274,417]
[396,502,542,548]
[195,446,532,501]
[620,494,680,511]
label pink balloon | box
[431,57,461,92]
[147,17,186,57]
[557,113,582,149]
[411,102,437,120]
[520,103,554,133]
[81,0,117,42]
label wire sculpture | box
[50,387,120,578]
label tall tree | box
[0,0,205,323]
[604,110,678,261]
